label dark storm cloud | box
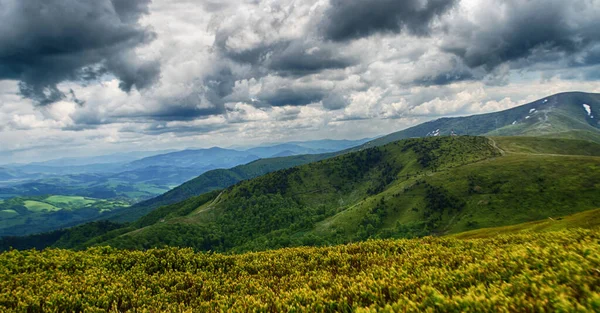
[267,41,356,75]
[320,0,457,42]
[141,121,230,135]
[212,31,354,109]
[256,87,327,107]
[0,0,158,105]
[214,35,355,76]
[444,0,600,71]
[414,69,474,86]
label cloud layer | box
[1,0,600,163]
[0,0,158,105]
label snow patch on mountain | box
[426,129,441,137]
[583,104,592,116]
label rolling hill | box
[88,135,598,253]
[0,140,368,236]
[0,139,368,202]
[9,134,597,253]
[107,153,340,222]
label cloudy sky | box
[1,0,600,163]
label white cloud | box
[1,0,599,163]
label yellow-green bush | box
[1,229,599,312]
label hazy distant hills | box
[124,139,371,171]
[0,140,370,236]
[0,139,370,203]
[0,168,16,181]
[364,92,600,148]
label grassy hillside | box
[98,137,498,250]
[107,92,600,223]
[363,92,600,148]
[0,195,130,237]
[491,136,600,155]
[1,229,599,312]
[92,136,600,252]
[109,153,339,222]
[449,208,600,239]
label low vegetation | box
[1,229,598,312]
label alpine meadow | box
[1,0,600,312]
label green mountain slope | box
[102,92,600,223]
[364,92,600,148]
[3,135,600,252]
[93,136,600,252]
[4,92,600,251]
[107,153,339,222]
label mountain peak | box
[366,91,600,148]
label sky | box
[1,0,600,164]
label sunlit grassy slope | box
[449,208,600,239]
[1,229,599,312]
[0,196,129,237]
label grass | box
[6,135,600,252]
[449,208,600,239]
[0,196,131,237]
[0,210,18,218]
[23,200,60,212]
[492,136,600,155]
[45,196,96,208]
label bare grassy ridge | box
[1,229,599,312]
[449,208,600,239]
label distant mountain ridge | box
[364,92,600,148]
[0,139,369,203]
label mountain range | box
[365,91,600,147]
[0,139,370,236]
[1,91,599,250]
[0,139,370,201]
